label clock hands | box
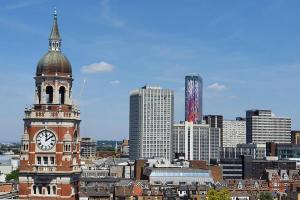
[45,134,54,142]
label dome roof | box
[36,10,72,77]
[36,51,72,77]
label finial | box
[49,7,61,51]
[53,7,57,18]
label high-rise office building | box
[246,110,291,144]
[223,118,246,147]
[129,86,174,160]
[204,115,224,147]
[185,75,203,123]
[172,121,220,163]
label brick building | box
[19,10,81,199]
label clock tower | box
[19,10,81,200]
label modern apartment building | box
[223,118,246,147]
[172,121,220,163]
[246,110,291,144]
[129,86,174,160]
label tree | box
[206,188,231,200]
[5,169,19,182]
[259,192,273,200]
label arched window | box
[46,86,53,104]
[37,86,41,104]
[59,86,65,104]
[52,185,56,195]
[38,185,42,194]
[33,185,37,194]
[47,185,51,195]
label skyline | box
[0,0,300,141]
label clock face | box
[36,130,56,151]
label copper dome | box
[36,51,72,77]
[36,10,72,77]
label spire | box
[49,8,61,51]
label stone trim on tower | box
[19,9,81,200]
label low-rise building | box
[120,139,129,157]
[81,157,134,180]
[0,164,13,182]
[0,182,18,199]
[266,142,300,159]
[220,143,266,160]
[243,155,297,179]
[224,179,269,200]
[143,168,214,186]
[220,158,243,180]
[81,137,97,159]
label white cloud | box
[100,0,125,28]
[81,61,115,73]
[110,80,120,85]
[207,82,227,92]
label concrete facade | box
[172,121,220,163]
[129,86,174,161]
[246,110,291,144]
[223,118,246,148]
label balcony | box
[24,108,80,120]
[34,166,57,173]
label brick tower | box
[19,10,81,200]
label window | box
[33,185,37,194]
[47,186,51,195]
[50,157,55,165]
[64,144,71,152]
[43,157,48,165]
[37,157,41,165]
[46,86,53,104]
[52,186,56,195]
[59,86,65,104]
[38,185,42,194]
[37,86,41,104]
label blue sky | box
[0,0,299,141]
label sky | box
[0,0,300,141]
